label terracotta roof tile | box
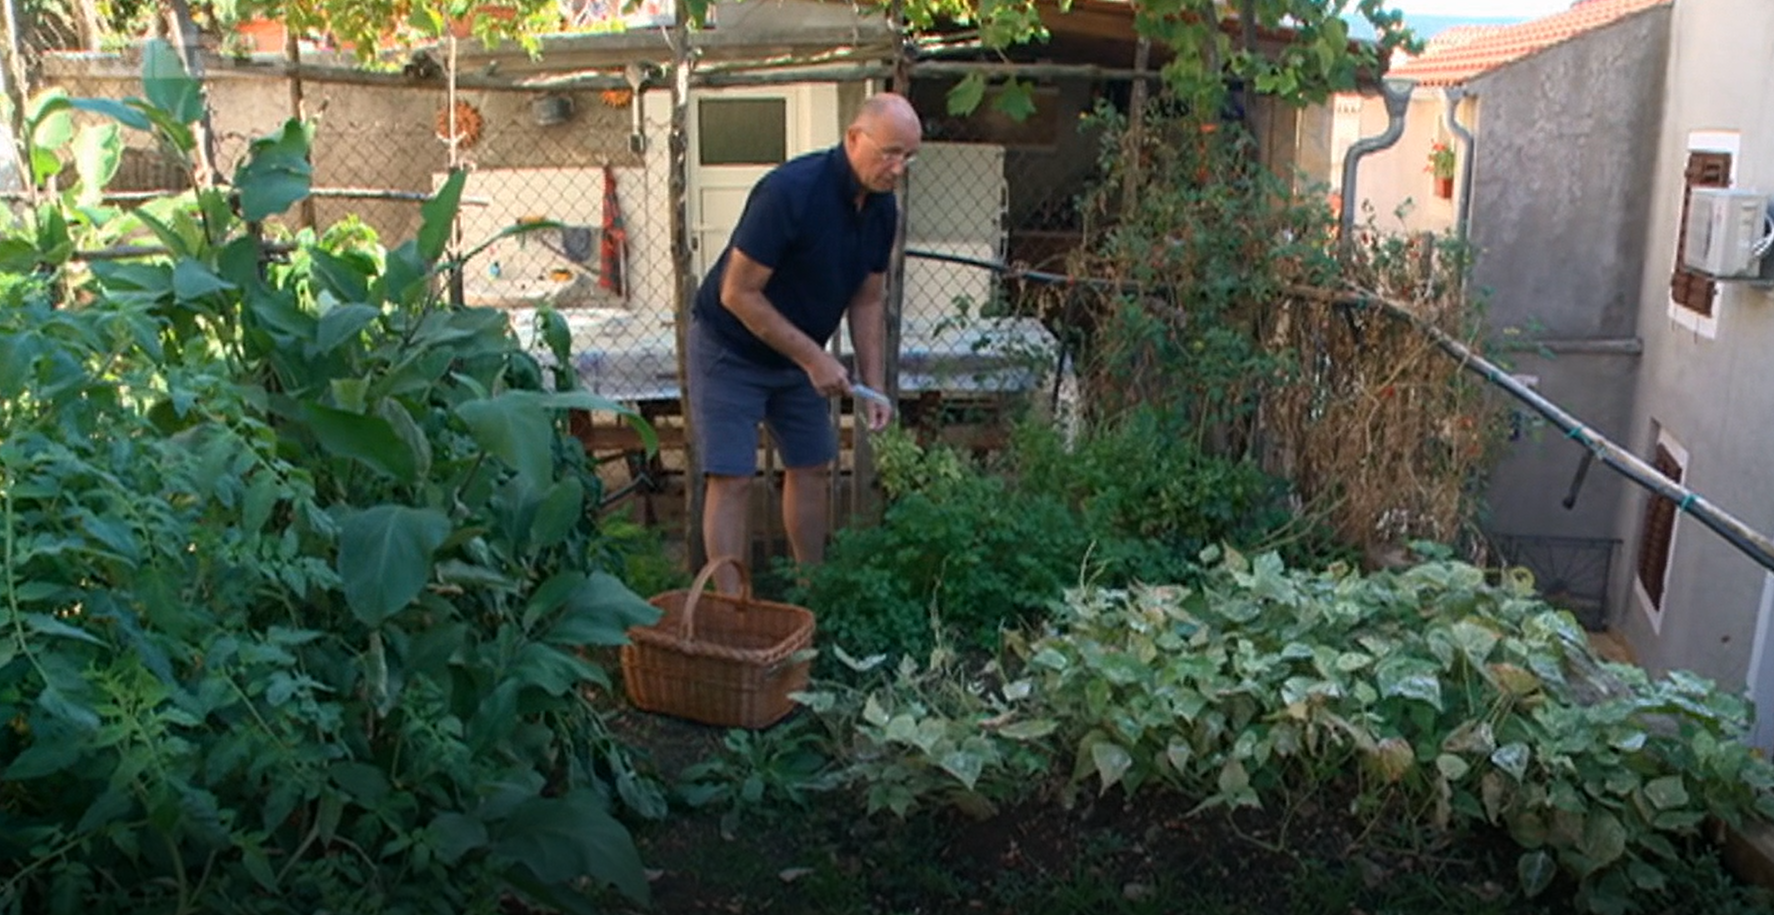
[1389,0,1670,87]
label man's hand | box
[863,400,892,432]
[800,349,851,397]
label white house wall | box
[1615,0,1774,713]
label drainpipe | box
[1339,77,1418,260]
[1444,85,1477,243]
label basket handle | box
[678,555,753,642]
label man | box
[688,92,922,593]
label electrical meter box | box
[1683,187,1774,281]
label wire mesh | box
[894,72,1117,434]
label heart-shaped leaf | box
[336,504,451,625]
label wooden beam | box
[0,187,491,204]
[911,60,1163,82]
[666,21,705,573]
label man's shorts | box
[688,318,837,476]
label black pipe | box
[1563,450,1595,511]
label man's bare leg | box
[782,464,831,571]
[702,473,752,594]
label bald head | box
[853,93,921,133]
[844,93,922,195]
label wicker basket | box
[620,556,815,729]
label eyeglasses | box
[859,130,918,166]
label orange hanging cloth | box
[599,165,627,299]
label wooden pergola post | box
[851,0,913,525]
[667,14,705,572]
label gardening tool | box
[849,383,894,416]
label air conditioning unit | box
[1684,187,1774,282]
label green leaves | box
[72,124,124,207]
[456,392,555,490]
[0,72,658,914]
[303,403,417,482]
[337,504,452,624]
[537,571,660,646]
[818,549,1774,914]
[492,791,648,903]
[234,119,314,221]
[1519,850,1558,898]
[420,169,467,262]
[141,39,206,125]
[1374,655,1443,711]
[947,72,987,116]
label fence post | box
[165,0,222,188]
[853,0,913,525]
[1121,31,1149,221]
[0,0,33,208]
[284,28,318,231]
[668,16,706,572]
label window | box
[1670,150,1732,317]
[697,99,787,166]
[1634,430,1688,625]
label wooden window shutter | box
[1635,444,1685,609]
[1670,151,1732,317]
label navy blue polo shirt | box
[692,145,898,369]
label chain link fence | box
[894,72,1111,439]
[33,55,1144,531]
[48,60,675,400]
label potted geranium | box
[1426,141,1456,199]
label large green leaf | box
[140,39,205,125]
[336,505,452,625]
[311,248,374,304]
[301,403,417,482]
[1517,850,1556,898]
[528,477,584,550]
[377,241,430,306]
[420,170,467,263]
[4,732,83,780]
[492,790,647,903]
[456,392,554,491]
[430,812,488,865]
[71,123,123,207]
[947,72,987,116]
[316,304,381,355]
[88,261,174,307]
[172,259,236,305]
[0,332,40,399]
[511,641,602,696]
[68,97,154,131]
[543,572,659,647]
[234,120,314,221]
[538,390,657,455]
[1374,655,1443,711]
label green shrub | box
[800,551,1774,915]
[796,412,1313,673]
[1,46,664,914]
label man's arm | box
[720,249,849,394]
[846,271,887,390]
[846,272,891,431]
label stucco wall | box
[1611,0,1774,709]
[1466,6,1671,340]
[1465,5,1671,619]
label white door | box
[688,85,839,279]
